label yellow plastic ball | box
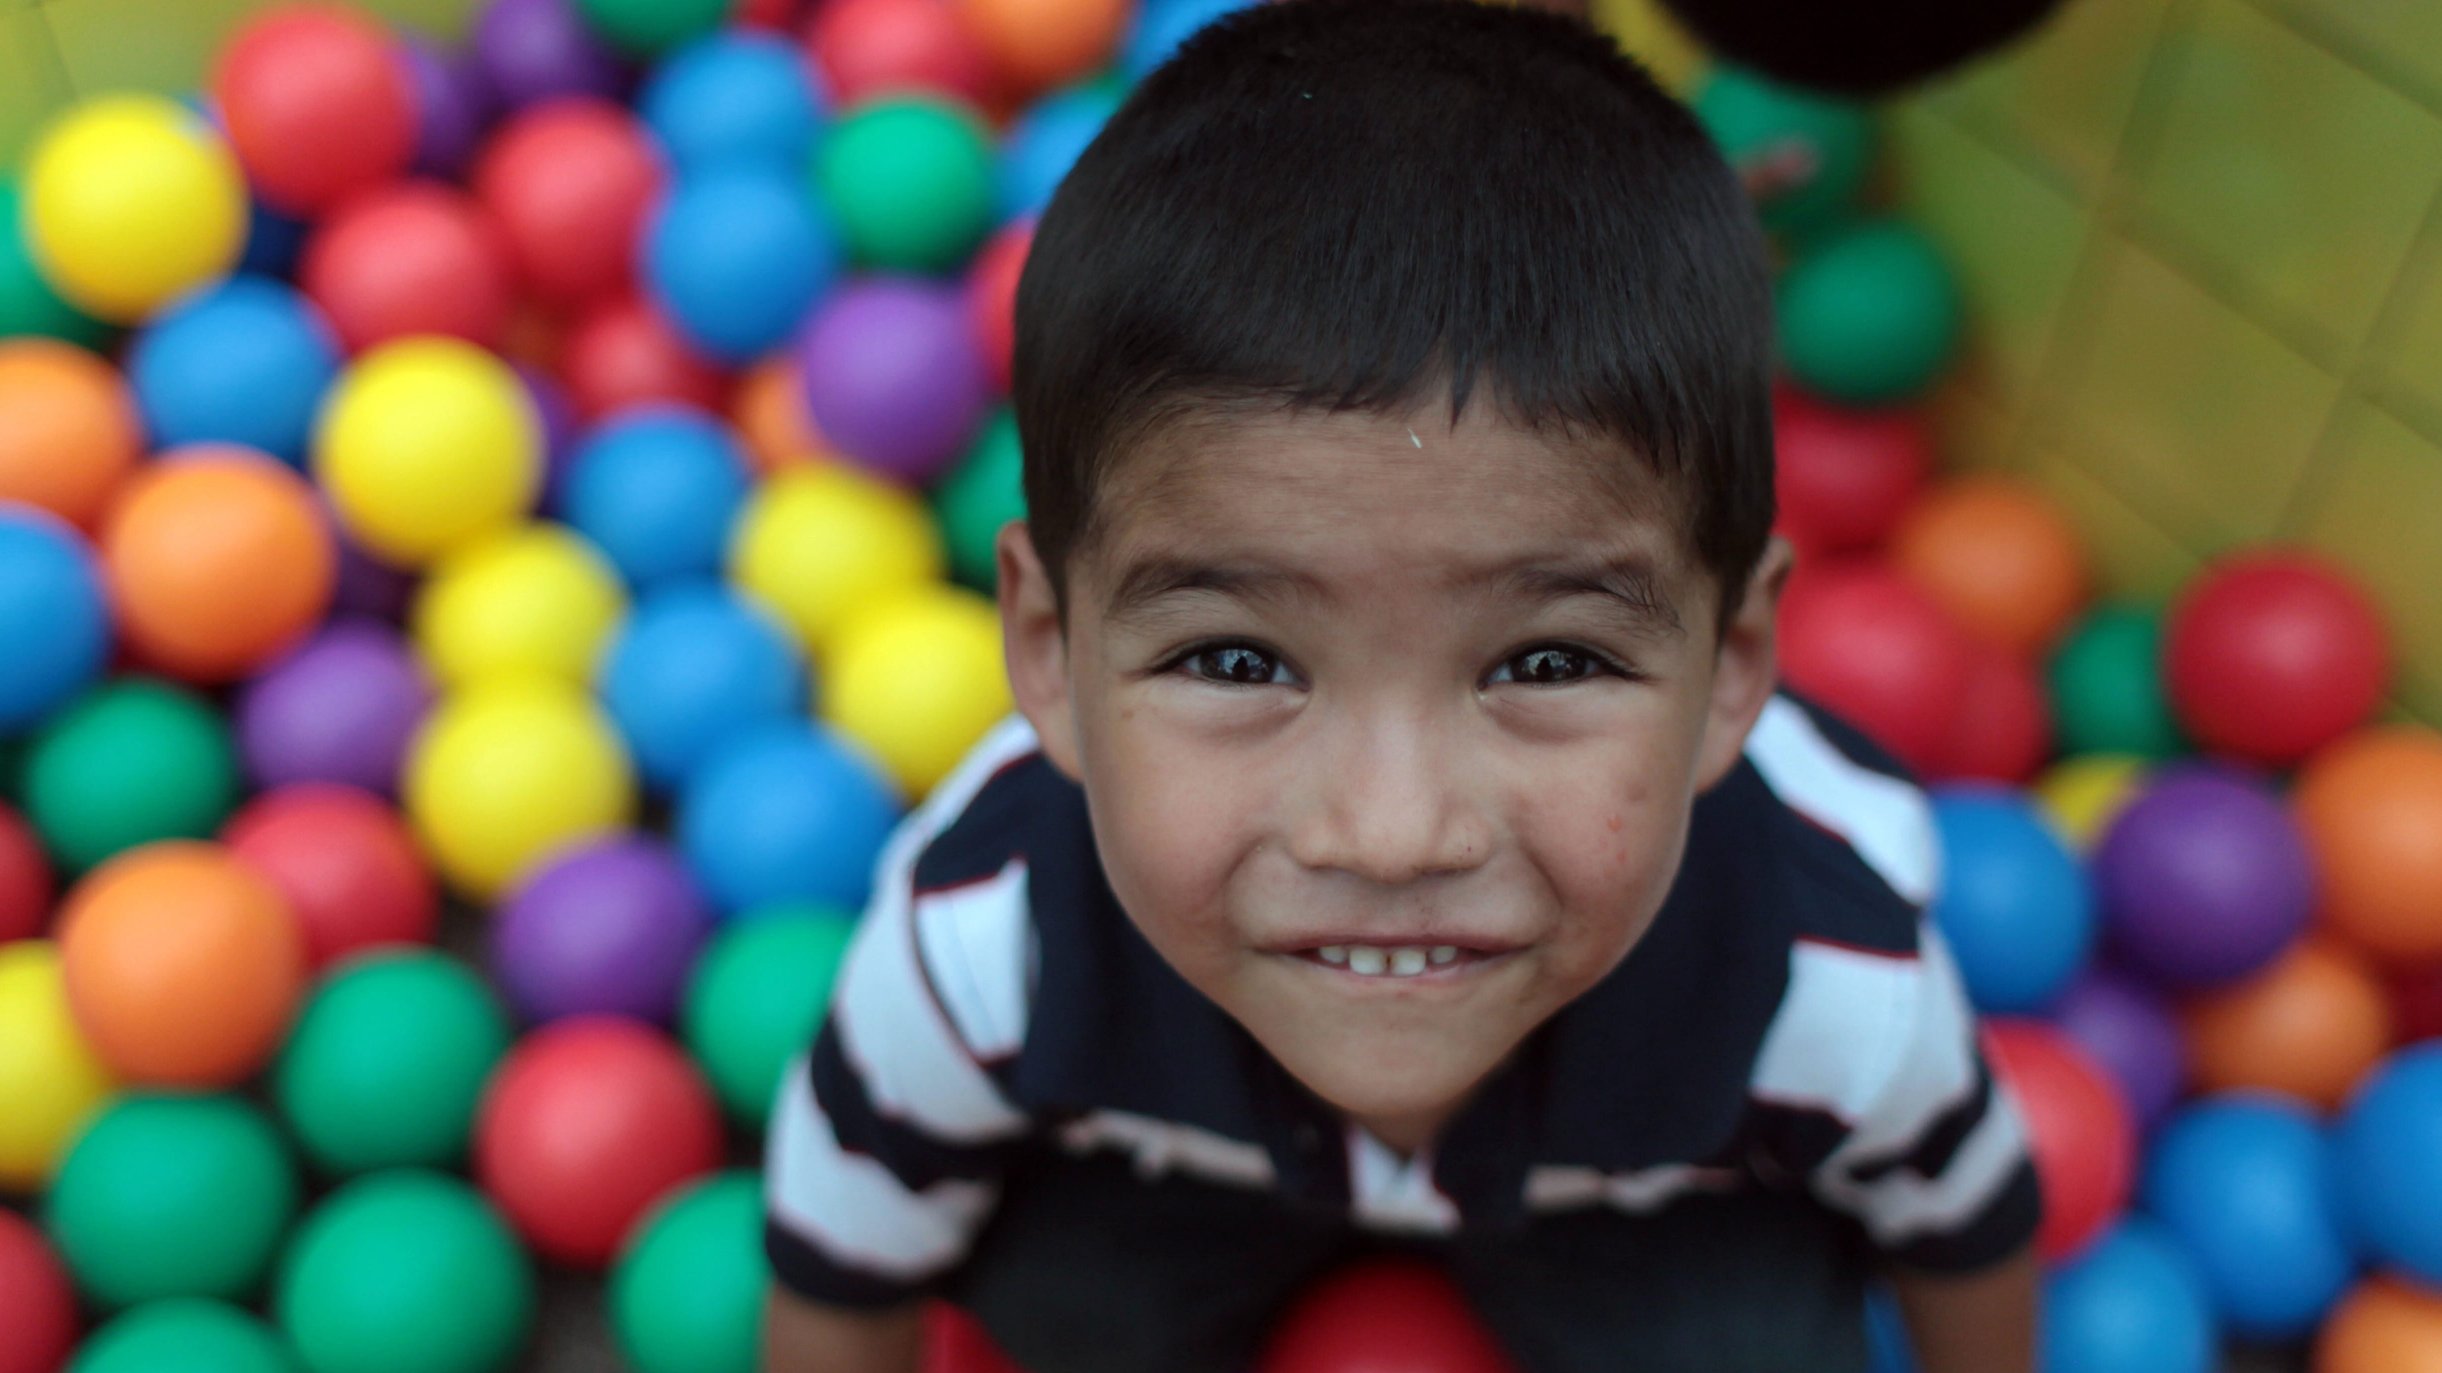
[405,678,635,900]
[23,96,246,322]
[413,525,627,690]
[314,337,541,568]
[820,582,1014,798]
[0,940,117,1191]
[730,464,944,659]
[2034,753,2148,849]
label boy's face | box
[1000,402,1788,1150]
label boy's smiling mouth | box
[1297,943,1510,980]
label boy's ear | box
[1693,534,1794,793]
[995,519,1086,783]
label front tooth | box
[1346,946,1388,976]
[1318,945,1349,966]
[1429,946,1459,966]
[1390,947,1427,976]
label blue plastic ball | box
[239,203,311,279]
[640,32,825,175]
[1863,1285,1915,1373]
[0,510,112,731]
[128,277,339,465]
[1122,0,1259,76]
[2333,1044,2442,1286]
[2138,1094,2356,1340]
[644,169,840,365]
[678,722,901,914]
[2041,1219,2215,1373]
[1929,786,2093,1014]
[998,82,1123,222]
[601,583,804,792]
[562,406,752,588]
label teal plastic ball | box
[1693,65,1873,241]
[276,1170,535,1373]
[47,1094,299,1309]
[1776,220,1961,405]
[933,407,1025,593]
[75,1299,301,1373]
[682,905,855,1126]
[274,950,514,1175]
[814,96,996,274]
[610,1171,770,1373]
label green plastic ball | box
[814,97,996,274]
[47,1094,300,1309]
[1693,65,1874,241]
[1776,219,1962,406]
[74,1299,301,1373]
[572,0,730,55]
[683,905,855,1127]
[610,1171,769,1373]
[273,951,514,1176]
[0,180,111,347]
[23,677,239,871]
[2049,602,2186,759]
[276,1171,535,1373]
[933,408,1026,593]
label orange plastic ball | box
[102,447,337,683]
[952,0,1127,94]
[58,840,307,1088]
[2296,727,2442,966]
[733,354,823,475]
[2319,1278,2442,1373]
[0,340,142,530]
[2184,938,2393,1112]
[1891,475,2089,657]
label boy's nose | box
[1281,716,1492,886]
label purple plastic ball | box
[491,835,714,1025]
[2051,966,2188,1132]
[513,362,580,512]
[2094,764,2313,990]
[472,0,626,108]
[401,38,494,178]
[238,619,436,796]
[796,276,989,484]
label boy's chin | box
[1260,1027,1513,1144]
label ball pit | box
[0,804,53,943]
[2319,1279,2442,1373]
[1777,562,1972,775]
[0,180,109,346]
[817,97,998,274]
[2048,966,2185,1134]
[1691,64,1872,240]
[809,0,1002,115]
[2032,753,2146,848]
[966,220,1031,393]
[1774,219,1960,405]
[475,98,664,309]
[473,0,627,107]
[1770,389,1930,558]
[402,36,494,178]
[560,291,732,419]
[2049,603,2184,760]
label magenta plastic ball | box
[491,835,714,1025]
[2094,764,2313,990]
[795,276,989,484]
[402,37,494,178]
[238,619,437,797]
[472,0,626,108]
[2051,966,2187,1133]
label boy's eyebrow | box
[1102,553,1685,638]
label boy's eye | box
[1489,645,1618,687]
[1178,643,1289,686]
[1167,642,1627,688]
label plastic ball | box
[2033,755,2147,850]
[2047,603,2183,759]
[47,1093,299,1308]
[574,0,730,55]
[0,339,140,529]
[0,805,53,943]
[412,524,626,689]
[2294,726,2442,965]
[300,181,515,352]
[239,202,312,279]
[818,582,1011,797]
[815,96,996,274]
[561,293,732,421]
[475,97,664,309]
[517,362,584,504]
[1777,562,1973,776]
[966,220,1030,393]
[492,835,713,1025]
[237,620,436,798]
[1928,644,2051,785]
[936,408,1025,591]
[1770,389,1929,559]
[682,905,855,1124]
[797,276,991,483]
[212,6,417,216]
[127,276,339,463]
[405,677,637,899]
[2040,1219,2215,1373]
[275,1170,535,1373]
[274,949,511,1176]
[1776,220,1961,405]
[0,1211,78,1373]
[611,1172,769,1373]
[2093,765,2312,990]
[954,0,1126,94]
[314,336,543,567]
[2139,1094,2355,1340]
[330,533,420,621]
[0,180,109,346]
[224,785,440,972]
[475,1016,724,1267]
[1692,65,1873,241]
[2165,550,2388,767]
[806,0,1001,113]
[1121,0,1257,76]
[1890,476,2087,656]
[998,81,1120,221]
[2050,966,2186,1134]
[2333,1044,2442,1285]
[0,508,112,732]
[22,95,246,321]
[733,354,824,474]
[601,585,804,791]
[0,941,116,1191]
[677,721,902,913]
[646,168,841,365]
[1928,787,2091,1014]
[641,32,823,174]
[401,37,494,178]
[729,463,947,654]
[563,408,753,588]
[72,1300,297,1373]
[24,679,239,872]
[472,0,626,107]
[2319,1279,2442,1373]
[102,448,337,683]
[1258,1259,1516,1373]
[2388,962,2442,1047]
[2185,938,2391,1112]
[1982,1018,2133,1262]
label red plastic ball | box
[738,0,809,28]
[1982,1017,2134,1263]
[560,294,731,422]
[1778,560,1974,776]
[1260,1259,1519,1373]
[2165,551,2389,768]
[474,99,665,311]
[2387,964,2442,1048]
[923,1305,1026,1373]
[1931,645,2052,785]
[1772,387,1932,559]
[967,218,1031,394]
[302,182,515,353]
[223,783,439,973]
[475,1016,723,1268]
[212,5,418,215]
[0,803,55,944]
[0,1210,76,1373]
[806,0,1003,112]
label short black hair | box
[1013,0,1775,637]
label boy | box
[763,1,2041,1368]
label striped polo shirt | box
[763,693,2042,1308]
